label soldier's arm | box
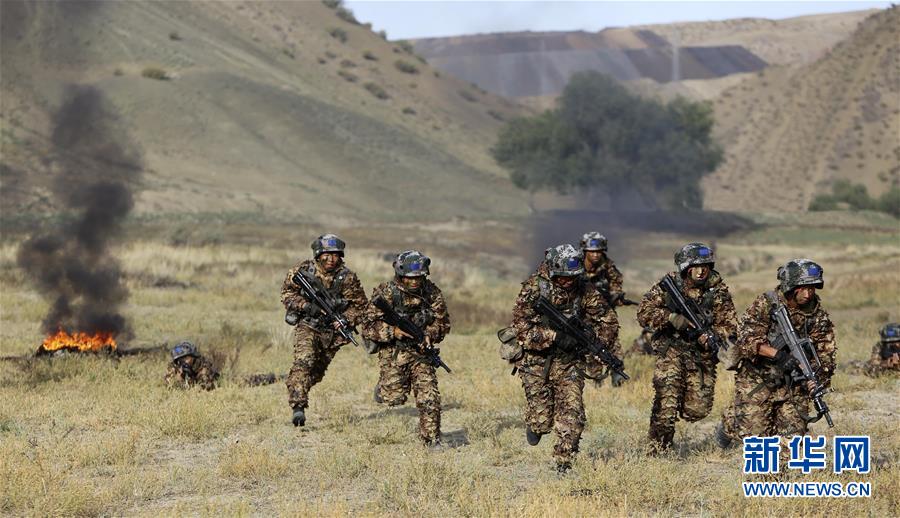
[424,283,451,344]
[809,310,836,385]
[281,263,310,312]
[606,261,625,300]
[636,280,669,330]
[164,364,184,389]
[196,359,219,391]
[341,271,369,326]
[361,283,394,342]
[512,279,554,352]
[584,289,621,356]
[736,294,771,361]
[711,283,738,339]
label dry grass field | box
[1,213,898,516]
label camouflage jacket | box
[164,356,219,391]
[636,271,736,355]
[511,263,619,366]
[361,279,451,346]
[584,256,624,305]
[867,341,900,375]
[280,259,368,337]
[734,290,836,386]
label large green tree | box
[492,72,722,209]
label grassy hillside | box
[703,7,899,212]
[0,1,527,222]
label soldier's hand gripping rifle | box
[770,300,834,428]
[290,271,360,347]
[880,342,900,360]
[660,275,726,354]
[533,296,628,380]
[608,292,638,307]
[372,296,451,373]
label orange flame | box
[41,328,117,353]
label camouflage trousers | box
[518,356,586,464]
[376,345,441,443]
[648,342,717,450]
[286,325,342,409]
[721,368,811,461]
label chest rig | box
[299,263,349,328]
[586,264,611,296]
[388,281,435,331]
[537,278,584,319]
[660,275,716,346]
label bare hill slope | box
[0,1,527,223]
[702,7,899,212]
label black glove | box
[554,333,580,352]
[774,348,799,373]
[611,371,627,387]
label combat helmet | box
[879,323,900,343]
[777,259,824,293]
[311,234,346,257]
[580,232,608,252]
[394,250,430,277]
[171,341,199,361]
[674,243,715,273]
[545,244,585,278]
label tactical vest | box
[537,278,584,319]
[762,291,813,366]
[586,265,611,297]
[658,275,717,346]
[388,281,436,331]
[299,262,350,328]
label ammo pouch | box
[497,326,523,362]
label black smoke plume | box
[16,86,143,338]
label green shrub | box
[363,50,378,61]
[169,31,182,41]
[340,59,356,68]
[335,6,358,24]
[402,107,417,115]
[338,70,358,83]
[328,27,348,43]
[394,60,419,74]
[809,181,898,217]
[321,0,341,8]
[487,109,505,121]
[459,89,478,102]
[141,67,169,80]
[396,40,415,54]
[363,82,389,100]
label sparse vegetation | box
[487,109,505,121]
[282,48,295,59]
[363,82,389,100]
[395,40,415,54]
[340,59,356,68]
[458,89,478,102]
[335,6,358,25]
[402,107,417,115]
[809,180,900,217]
[327,27,348,43]
[362,50,378,61]
[338,70,358,83]
[113,67,124,77]
[141,67,170,80]
[394,60,419,74]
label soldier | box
[510,244,621,472]
[165,341,219,391]
[281,234,368,427]
[717,259,836,448]
[637,243,736,453]
[580,232,627,307]
[362,250,451,448]
[865,323,900,376]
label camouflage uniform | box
[862,323,900,376]
[637,266,736,451]
[362,277,451,444]
[281,259,367,412]
[511,261,620,466]
[720,290,836,444]
[165,355,219,391]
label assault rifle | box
[372,296,451,373]
[289,271,360,347]
[770,299,834,428]
[533,296,628,380]
[880,342,900,360]
[660,275,726,354]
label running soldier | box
[717,259,836,448]
[637,243,736,453]
[165,341,219,391]
[281,234,368,427]
[510,244,621,472]
[362,250,451,448]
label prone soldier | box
[717,259,836,448]
[865,323,900,376]
[165,341,219,391]
[509,244,621,472]
[362,250,451,448]
[637,243,736,453]
[281,234,368,427]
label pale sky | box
[344,1,891,39]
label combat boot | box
[526,428,542,446]
[424,438,444,451]
[292,407,306,427]
[556,461,572,474]
[714,422,733,449]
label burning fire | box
[41,328,117,353]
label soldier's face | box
[553,275,577,290]
[401,275,424,290]
[793,286,815,305]
[318,252,342,272]
[687,265,710,283]
[179,356,196,367]
[584,250,605,267]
